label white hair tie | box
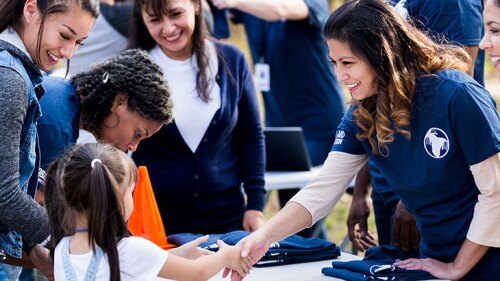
[91,159,102,168]
[102,72,109,84]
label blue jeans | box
[0,264,8,281]
[0,263,22,281]
[19,268,33,281]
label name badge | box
[254,63,270,92]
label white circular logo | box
[369,264,396,274]
[423,127,450,159]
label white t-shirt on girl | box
[54,236,168,281]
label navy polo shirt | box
[230,0,345,140]
[392,0,485,85]
[332,69,500,261]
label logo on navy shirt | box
[334,130,345,145]
[394,0,408,19]
[369,264,396,274]
[423,128,450,159]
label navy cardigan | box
[132,42,266,234]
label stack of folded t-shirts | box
[221,230,341,267]
[322,246,436,281]
[168,230,341,267]
[168,232,222,248]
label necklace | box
[75,228,88,233]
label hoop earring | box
[104,112,120,128]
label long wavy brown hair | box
[324,0,470,154]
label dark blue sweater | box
[132,42,266,234]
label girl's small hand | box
[217,240,249,277]
[222,230,271,280]
[169,235,213,259]
[241,256,254,275]
[394,258,460,281]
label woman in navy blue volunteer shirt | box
[129,0,266,235]
[230,1,500,280]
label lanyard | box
[258,21,269,64]
[62,237,104,281]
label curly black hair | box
[72,49,174,136]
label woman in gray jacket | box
[0,0,98,279]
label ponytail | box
[45,143,136,281]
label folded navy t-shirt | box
[168,230,340,267]
[322,246,434,281]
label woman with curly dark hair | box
[37,48,174,173]
[38,49,175,275]
[228,1,500,280]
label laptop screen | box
[264,127,312,171]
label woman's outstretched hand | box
[222,230,271,280]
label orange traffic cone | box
[128,166,175,249]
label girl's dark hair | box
[495,0,500,7]
[0,0,99,69]
[72,49,174,137]
[324,0,469,154]
[46,142,138,281]
[129,0,213,102]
